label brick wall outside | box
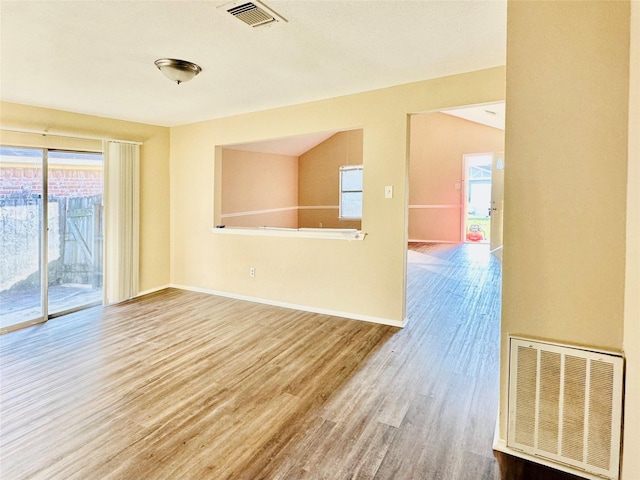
[0,166,103,199]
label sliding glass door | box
[0,147,44,330]
[47,150,104,316]
[0,147,104,332]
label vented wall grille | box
[218,0,286,27]
[508,337,623,480]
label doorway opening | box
[462,152,505,252]
[0,146,104,333]
[406,102,505,320]
[463,153,493,244]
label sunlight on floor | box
[463,243,492,266]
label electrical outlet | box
[250,267,255,278]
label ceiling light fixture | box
[154,58,202,85]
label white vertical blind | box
[103,141,139,304]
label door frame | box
[461,152,494,244]
[489,152,505,258]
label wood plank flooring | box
[0,243,502,479]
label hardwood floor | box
[0,243,502,479]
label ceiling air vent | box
[218,0,287,28]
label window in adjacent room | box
[218,128,363,230]
[339,165,363,219]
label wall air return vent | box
[218,0,287,28]
[507,336,624,480]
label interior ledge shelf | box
[210,226,366,241]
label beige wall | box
[623,1,639,477]
[501,2,636,478]
[0,102,171,293]
[409,112,504,242]
[298,129,362,229]
[221,148,298,228]
[170,67,506,323]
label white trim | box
[339,165,362,173]
[0,126,143,145]
[221,206,298,218]
[408,204,462,209]
[136,284,170,297]
[211,226,366,241]
[170,283,404,328]
[508,335,623,357]
[220,205,340,220]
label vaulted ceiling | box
[0,1,506,127]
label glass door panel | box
[47,150,104,316]
[0,147,44,331]
[463,153,493,244]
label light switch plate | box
[385,185,393,199]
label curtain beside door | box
[103,141,139,304]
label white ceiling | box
[0,0,507,128]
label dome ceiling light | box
[154,58,202,85]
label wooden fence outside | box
[0,194,103,291]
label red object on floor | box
[466,231,483,242]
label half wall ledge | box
[209,226,366,241]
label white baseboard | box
[170,283,404,328]
[136,284,171,297]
